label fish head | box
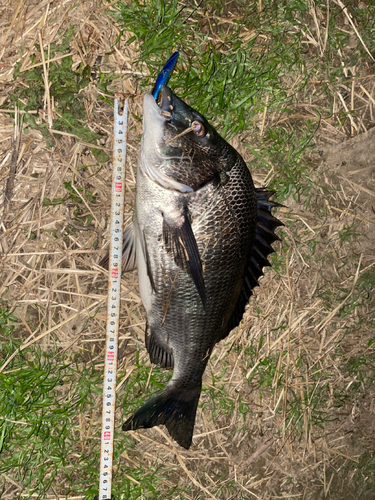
[141,86,238,192]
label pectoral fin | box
[99,223,137,272]
[162,212,206,307]
[142,231,156,293]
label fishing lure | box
[152,51,179,100]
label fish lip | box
[142,87,173,148]
[142,92,167,142]
[143,92,166,121]
[143,86,173,122]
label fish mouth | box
[141,87,193,193]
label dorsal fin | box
[223,188,283,338]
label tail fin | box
[122,383,201,449]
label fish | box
[100,86,282,449]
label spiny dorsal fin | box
[223,188,283,338]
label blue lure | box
[152,51,179,100]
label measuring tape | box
[98,97,128,500]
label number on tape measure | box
[98,97,128,500]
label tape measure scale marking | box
[98,97,128,500]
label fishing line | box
[181,0,204,25]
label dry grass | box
[1,1,375,499]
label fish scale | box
[100,86,282,449]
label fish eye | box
[191,120,206,137]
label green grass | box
[113,0,375,201]
[115,0,313,200]
[0,304,180,499]
[2,27,109,164]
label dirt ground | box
[1,1,375,499]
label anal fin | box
[145,322,174,369]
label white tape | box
[98,97,128,500]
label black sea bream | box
[103,87,282,449]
